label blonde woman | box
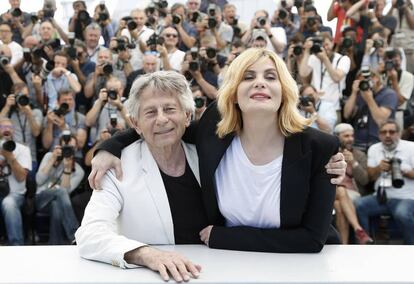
[89,48,346,253]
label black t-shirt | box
[160,161,208,244]
[0,71,13,110]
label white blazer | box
[75,139,200,268]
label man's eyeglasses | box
[379,129,397,135]
[164,34,178,38]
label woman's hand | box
[88,150,123,190]
[129,246,201,282]
[325,152,346,184]
[199,225,213,246]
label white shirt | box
[398,70,414,110]
[0,141,32,195]
[308,52,350,109]
[266,27,287,58]
[367,139,414,200]
[165,49,185,71]
[300,99,337,133]
[0,40,23,65]
[215,136,282,229]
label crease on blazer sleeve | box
[75,170,146,268]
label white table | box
[0,245,413,284]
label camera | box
[53,102,69,117]
[78,10,91,24]
[299,96,315,107]
[30,12,38,24]
[206,48,217,59]
[191,11,200,22]
[385,48,397,59]
[0,56,10,66]
[154,0,169,9]
[102,63,113,75]
[66,32,77,60]
[61,145,75,158]
[373,39,384,49]
[2,140,16,152]
[61,129,71,144]
[122,16,138,30]
[31,59,55,80]
[257,16,267,27]
[310,37,322,54]
[11,8,22,18]
[358,67,372,91]
[43,5,55,20]
[98,12,109,22]
[208,4,216,17]
[390,158,404,188]
[172,14,181,25]
[342,36,353,49]
[208,17,217,29]
[23,48,31,62]
[15,93,30,106]
[146,15,157,27]
[189,47,199,71]
[385,60,395,71]
[278,9,288,20]
[368,0,376,9]
[114,38,135,53]
[396,0,405,8]
[146,34,164,51]
[293,45,303,56]
[194,96,206,109]
[107,89,118,100]
[110,113,117,128]
[294,0,303,7]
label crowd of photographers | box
[0,0,413,246]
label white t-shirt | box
[367,140,414,200]
[307,52,351,109]
[0,141,32,195]
[215,136,282,228]
[121,26,154,71]
[164,49,185,72]
[266,27,287,59]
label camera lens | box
[206,48,216,59]
[103,63,113,75]
[359,80,370,91]
[2,140,16,152]
[293,45,303,56]
[107,90,118,100]
[194,97,206,108]
[127,20,138,30]
[172,14,181,25]
[16,94,30,106]
[189,61,199,71]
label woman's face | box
[134,87,190,149]
[236,57,282,116]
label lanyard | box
[16,111,28,144]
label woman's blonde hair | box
[216,48,311,138]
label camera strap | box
[15,111,28,144]
[320,54,344,93]
[47,171,64,190]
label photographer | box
[343,68,398,150]
[0,83,42,172]
[68,0,92,41]
[242,10,286,57]
[333,123,373,244]
[1,0,32,44]
[92,2,114,47]
[223,4,247,40]
[381,48,414,131]
[109,36,134,77]
[389,0,414,73]
[84,23,105,64]
[299,84,337,133]
[123,53,158,98]
[361,31,396,72]
[191,85,208,121]
[42,90,87,158]
[299,33,351,111]
[0,117,31,245]
[327,0,359,44]
[159,26,185,71]
[272,1,300,45]
[44,51,81,110]
[355,120,414,245]
[0,44,25,109]
[300,5,333,39]
[35,134,84,244]
[171,3,198,50]
[0,22,23,66]
[84,49,126,101]
[285,34,305,83]
[85,77,131,144]
[181,48,219,99]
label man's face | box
[392,54,402,70]
[0,120,14,139]
[379,123,400,149]
[58,94,75,111]
[223,6,236,22]
[187,0,200,13]
[252,38,267,48]
[131,10,146,27]
[9,0,20,9]
[0,24,12,44]
[323,38,334,54]
[54,55,68,69]
[85,29,100,49]
[73,1,85,12]
[143,55,157,73]
[162,27,179,47]
[40,21,54,42]
[97,49,111,65]
[338,130,354,150]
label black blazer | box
[97,102,340,253]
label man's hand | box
[360,89,374,103]
[88,150,123,190]
[342,149,354,163]
[199,225,213,246]
[379,159,391,172]
[129,246,201,282]
[325,152,347,184]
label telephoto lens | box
[2,140,16,152]
[15,93,30,106]
[107,89,118,100]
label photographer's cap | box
[334,123,354,135]
[252,29,268,41]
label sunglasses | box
[379,129,397,135]
[165,33,178,38]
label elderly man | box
[124,53,158,97]
[84,23,104,64]
[355,120,414,245]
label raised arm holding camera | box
[36,133,84,244]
